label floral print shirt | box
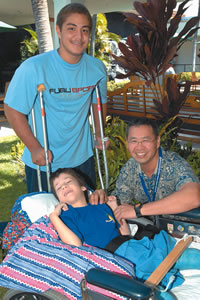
[113,148,199,204]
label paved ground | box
[0,121,15,137]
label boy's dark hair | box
[50,168,87,199]
[56,3,92,30]
[126,117,159,138]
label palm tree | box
[31,0,53,53]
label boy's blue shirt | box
[59,201,200,290]
[60,203,120,248]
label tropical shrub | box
[111,0,200,134]
[89,13,121,69]
[113,0,199,86]
[95,116,130,193]
[186,149,200,178]
[179,72,200,82]
[107,80,130,91]
[20,27,38,61]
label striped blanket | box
[0,216,135,299]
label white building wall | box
[175,41,200,73]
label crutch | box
[31,107,42,192]
[90,85,109,191]
[31,84,51,192]
[89,14,109,191]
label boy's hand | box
[52,202,68,217]
[106,196,118,211]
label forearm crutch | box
[90,85,109,191]
[31,84,51,192]
[89,16,109,191]
[31,107,42,192]
[37,84,51,192]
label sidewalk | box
[0,121,15,137]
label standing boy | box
[4,3,108,192]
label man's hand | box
[114,204,136,225]
[95,135,110,150]
[89,189,108,205]
[31,146,53,166]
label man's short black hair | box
[126,118,159,138]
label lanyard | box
[139,147,163,202]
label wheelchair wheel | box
[3,289,70,300]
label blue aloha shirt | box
[114,147,199,204]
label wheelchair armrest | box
[175,208,200,219]
[85,268,154,299]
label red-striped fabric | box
[0,216,135,299]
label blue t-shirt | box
[60,203,120,249]
[5,50,107,171]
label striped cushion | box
[0,216,135,300]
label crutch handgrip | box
[37,84,46,92]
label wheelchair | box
[1,207,200,300]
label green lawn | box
[0,135,26,221]
[0,134,26,298]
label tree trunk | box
[31,0,53,54]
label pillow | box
[21,193,58,223]
[3,192,58,250]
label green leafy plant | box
[20,27,39,61]
[107,80,130,91]
[186,149,200,178]
[159,120,194,159]
[160,129,199,179]
[95,116,130,193]
[89,13,121,69]
[179,72,200,82]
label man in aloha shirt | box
[114,147,198,204]
[91,118,200,222]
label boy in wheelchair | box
[49,168,200,291]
